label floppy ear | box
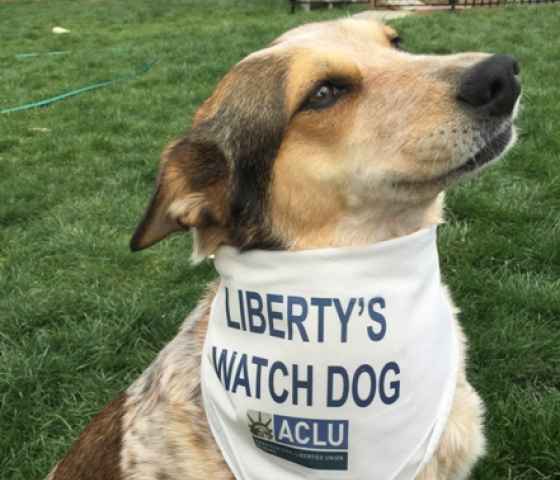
[129,137,228,252]
[132,53,289,253]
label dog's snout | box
[457,54,521,117]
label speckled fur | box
[120,284,233,480]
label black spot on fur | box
[138,55,290,252]
[192,56,289,250]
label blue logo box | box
[273,414,349,450]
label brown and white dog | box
[46,13,521,480]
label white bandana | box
[201,226,458,480]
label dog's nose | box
[457,54,521,116]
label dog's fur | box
[47,14,520,480]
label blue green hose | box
[15,51,69,59]
[1,61,156,114]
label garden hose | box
[1,60,156,114]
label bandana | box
[201,226,458,480]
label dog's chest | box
[200,227,459,480]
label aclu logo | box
[247,410,349,471]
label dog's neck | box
[282,194,444,251]
[191,195,444,261]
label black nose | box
[457,54,521,117]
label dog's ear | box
[131,53,289,254]
[130,137,228,252]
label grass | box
[0,1,559,478]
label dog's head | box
[131,15,521,256]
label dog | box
[46,13,521,480]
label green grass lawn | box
[1,1,559,478]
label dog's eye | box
[301,82,348,111]
[391,36,402,50]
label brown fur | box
[49,394,126,480]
